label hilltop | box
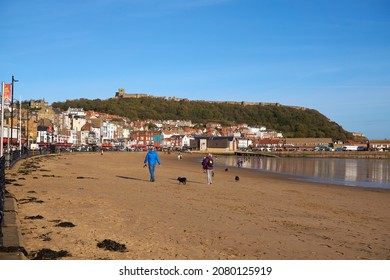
[52,96,353,141]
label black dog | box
[225,168,228,172]
[235,176,240,182]
[177,177,187,185]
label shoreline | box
[6,152,390,260]
[268,151,390,159]
[193,150,390,159]
[212,155,390,190]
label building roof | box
[194,136,235,141]
[257,138,283,144]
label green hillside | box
[52,97,353,141]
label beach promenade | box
[2,151,390,260]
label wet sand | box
[6,152,390,260]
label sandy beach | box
[6,151,390,260]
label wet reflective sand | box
[221,156,390,189]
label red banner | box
[3,83,11,107]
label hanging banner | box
[3,83,11,108]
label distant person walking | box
[144,146,161,182]
[202,153,214,184]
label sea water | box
[218,156,390,190]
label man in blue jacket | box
[144,146,161,182]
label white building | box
[236,138,252,149]
[63,108,86,130]
[182,135,193,147]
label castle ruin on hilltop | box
[114,88,307,110]
[115,88,149,99]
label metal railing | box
[4,147,54,169]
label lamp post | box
[18,98,22,156]
[25,108,30,150]
[10,75,18,150]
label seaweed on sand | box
[24,215,44,220]
[56,221,76,227]
[97,239,127,252]
[31,248,70,260]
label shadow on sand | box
[116,175,144,181]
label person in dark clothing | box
[202,153,214,184]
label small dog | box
[225,168,228,172]
[177,177,187,185]
[235,176,240,182]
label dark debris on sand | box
[17,161,41,175]
[24,215,44,220]
[56,221,76,227]
[40,233,52,241]
[97,239,127,252]
[18,197,44,204]
[5,178,17,184]
[31,248,71,260]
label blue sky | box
[1,0,389,139]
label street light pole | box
[19,97,22,155]
[10,75,19,150]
